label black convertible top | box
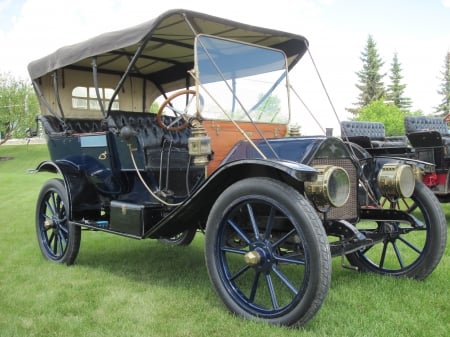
[27,9,309,84]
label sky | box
[0,0,449,134]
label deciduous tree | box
[354,99,419,136]
[0,72,39,144]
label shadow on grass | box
[75,232,210,288]
[74,230,377,293]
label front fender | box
[145,158,318,238]
[373,156,435,175]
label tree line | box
[0,72,39,144]
[348,35,450,136]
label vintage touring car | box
[27,9,447,327]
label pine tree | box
[386,52,412,111]
[348,35,386,115]
[435,51,450,116]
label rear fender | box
[31,160,103,219]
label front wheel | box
[205,177,331,327]
[35,178,81,265]
[347,181,447,279]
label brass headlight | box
[305,165,350,208]
[377,163,415,198]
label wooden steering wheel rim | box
[156,89,197,131]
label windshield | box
[194,35,290,124]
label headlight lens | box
[305,165,350,208]
[377,163,415,198]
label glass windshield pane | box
[195,35,290,124]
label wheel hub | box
[44,220,54,230]
[244,250,261,266]
[50,216,61,235]
[244,242,274,271]
[380,222,400,240]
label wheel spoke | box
[392,242,405,268]
[399,198,411,210]
[272,228,296,249]
[57,232,65,255]
[398,235,422,254]
[58,230,68,247]
[183,95,196,114]
[59,223,69,236]
[227,219,252,245]
[246,203,260,240]
[249,271,261,302]
[51,193,60,215]
[264,206,276,240]
[48,231,55,246]
[166,115,185,128]
[274,255,306,265]
[265,273,279,309]
[166,104,183,116]
[229,264,251,281]
[405,201,418,213]
[378,241,388,268]
[221,246,247,255]
[45,199,56,217]
[272,265,299,295]
[52,232,59,254]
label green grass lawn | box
[1,144,449,337]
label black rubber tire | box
[158,228,197,246]
[347,181,447,279]
[205,177,331,327]
[35,178,81,265]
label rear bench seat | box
[39,112,191,149]
[39,115,104,134]
[39,112,191,165]
[340,121,407,148]
[404,116,450,163]
[404,116,450,144]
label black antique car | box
[28,9,447,327]
[341,117,450,202]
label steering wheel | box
[156,89,199,131]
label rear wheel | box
[347,181,447,279]
[158,228,197,246]
[35,178,81,265]
[205,177,331,327]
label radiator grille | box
[310,158,358,220]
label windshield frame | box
[193,34,292,125]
